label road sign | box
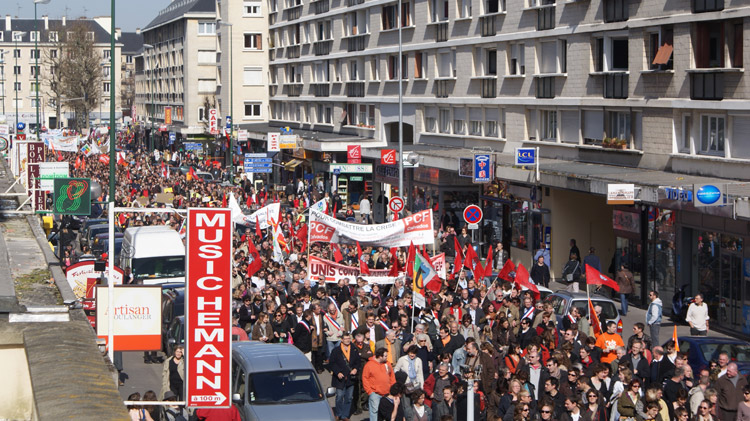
[473,153,491,183]
[52,178,91,216]
[389,196,405,213]
[184,142,203,151]
[463,205,483,225]
[169,132,176,145]
[381,149,397,165]
[226,115,232,129]
[186,208,232,408]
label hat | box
[163,391,177,400]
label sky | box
[10,0,173,32]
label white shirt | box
[686,302,710,331]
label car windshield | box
[700,343,750,363]
[570,300,618,320]
[133,256,185,279]
[247,370,323,404]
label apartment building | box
[0,15,122,130]
[269,0,750,335]
[119,31,144,121]
[216,0,270,131]
[136,0,218,143]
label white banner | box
[431,253,446,279]
[311,198,327,213]
[227,194,281,229]
[308,255,396,285]
[309,209,434,247]
[43,135,79,152]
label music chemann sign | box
[186,209,233,408]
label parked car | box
[522,285,554,301]
[79,218,107,244]
[161,286,185,354]
[232,342,336,421]
[545,291,623,334]
[82,224,121,249]
[670,336,750,376]
[91,232,125,257]
[163,315,185,357]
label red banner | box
[186,208,233,408]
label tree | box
[58,22,102,130]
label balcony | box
[535,76,555,98]
[285,4,302,20]
[286,45,301,59]
[315,0,330,14]
[435,22,449,42]
[346,81,365,97]
[604,0,628,22]
[347,0,365,5]
[690,72,724,100]
[480,78,497,98]
[693,0,723,12]
[537,6,555,30]
[312,83,330,97]
[435,79,454,98]
[480,15,496,37]
[269,85,279,97]
[347,35,367,52]
[604,72,628,99]
[314,40,332,56]
[285,84,302,97]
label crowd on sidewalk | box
[48,131,748,421]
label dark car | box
[92,236,124,260]
[163,315,185,357]
[79,218,108,243]
[161,286,185,354]
[671,336,750,376]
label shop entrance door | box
[719,253,743,330]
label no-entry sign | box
[186,208,233,408]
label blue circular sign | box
[463,205,483,224]
[16,122,25,131]
[696,185,721,205]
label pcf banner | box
[309,209,434,247]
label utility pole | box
[34,0,51,134]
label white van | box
[120,226,185,285]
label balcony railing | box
[346,81,365,97]
[604,73,628,99]
[285,4,302,20]
[314,40,332,56]
[286,84,302,97]
[691,72,724,100]
[287,45,301,59]
[436,22,449,42]
[480,15,496,37]
[312,83,330,97]
[693,0,723,12]
[537,6,555,30]
[315,0,330,13]
[347,0,365,5]
[269,85,279,97]
[480,78,497,98]
[604,0,628,22]
[435,79,453,98]
[536,76,555,98]
[347,35,366,52]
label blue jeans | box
[335,385,354,419]
[369,393,382,421]
[649,323,660,345]
[620,293,629,315]
[326,340,340,359]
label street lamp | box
[218,20,234,182]
[0,50,8,116]
[142,43,154,150]
[34,0,51,135]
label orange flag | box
[673,325,680,351]
[588,298,603,337]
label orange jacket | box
[362,357,396,396]
[595,332,625,364]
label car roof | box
[233,342,313,372]
[677,336,750,345]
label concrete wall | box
[546,188,616,279]
[0,344,33,420]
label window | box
[539,40,565,74]
[648,27,674,70]
[609,111,630,141]
[13,66,21,75]
[126,55,133,63]
[314,61,330,82]
[103,50,111,59]
[700,115,725,154]
[244,0,262,15]
[604,0,628,22]
[437,51,454,78]
[198,22,217,35]
[594,35,628,72]
[13,98,22,108]
[402,3,411,26]
[13,49,21,59]
[439,108,451,133]
[370,57,379,80]
[317,104,332,124]
[453,108,466,135]
[611,39,628,70]
[459,0,472,18]
[388,55,397,80]
[486,108,502,137]
[510,43,525,75]
[359,105,368,125]
[383,5,397,30]
[87,32,95,41]
[102,66,110,77]
[469,108,483,136]
[368,106,376,126]
[541,110,557,141]
[681,115,692,152]
[103,82,110,93]
[12,32,23,42]
[0,33,3,42]
[349,60,359,81]
[425,107,437,132]
[198,50,216,64]
[486,49,497,75]
[244,33,263,50]
[484,0,504,13]
[244,102,262,118]
[415,53,426,78]
[583,110,604,144]
[287,64,302,82]
[50,49,58,59]
[431,0,449,22]
[199,107,206,121]
[30,31,39,42]
[198,79,217,93]
[30,50,40,60]
[48,31,58,42]
[30,98,39,108]
[243,67,263,85]
[316,20,332,40]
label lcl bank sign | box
[186,208,233,408]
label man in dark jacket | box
[716,363,748,421]
[530,255,551,288]
[330,332,361,421]
[292,309,313,358]
[621,339,650,384]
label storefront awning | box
[284,159,304,170]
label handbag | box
[565,262,579,282]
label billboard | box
[96,286,162,351]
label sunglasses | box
[522,409,530,412]
[541,410,551,414]
[700,406,709,410]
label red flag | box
[246,194,252,208]
[498,259,516,282]
[81,157,86,171]
[222,193,227,208]
[99,154,109,165]
[453,236,465,261]
[481,246,493,280]
[255,216,262,239]
[332,243,344,263]
[388,247,401,277]
[295,224,308,251]
[246,240,263,278]
[56,152,64,162]
[406,242,416,279]
[75,156,81,169]
[515,263,540,301]
[585,264,620,292]
[464,245,479,271]
[126,169,131,182]
[450,253,463,280]
[589,298,603,337]
[357,242,370,275]
[332,201,338,217]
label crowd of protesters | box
[48,130,750,421]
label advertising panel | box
[96,286,162,351]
